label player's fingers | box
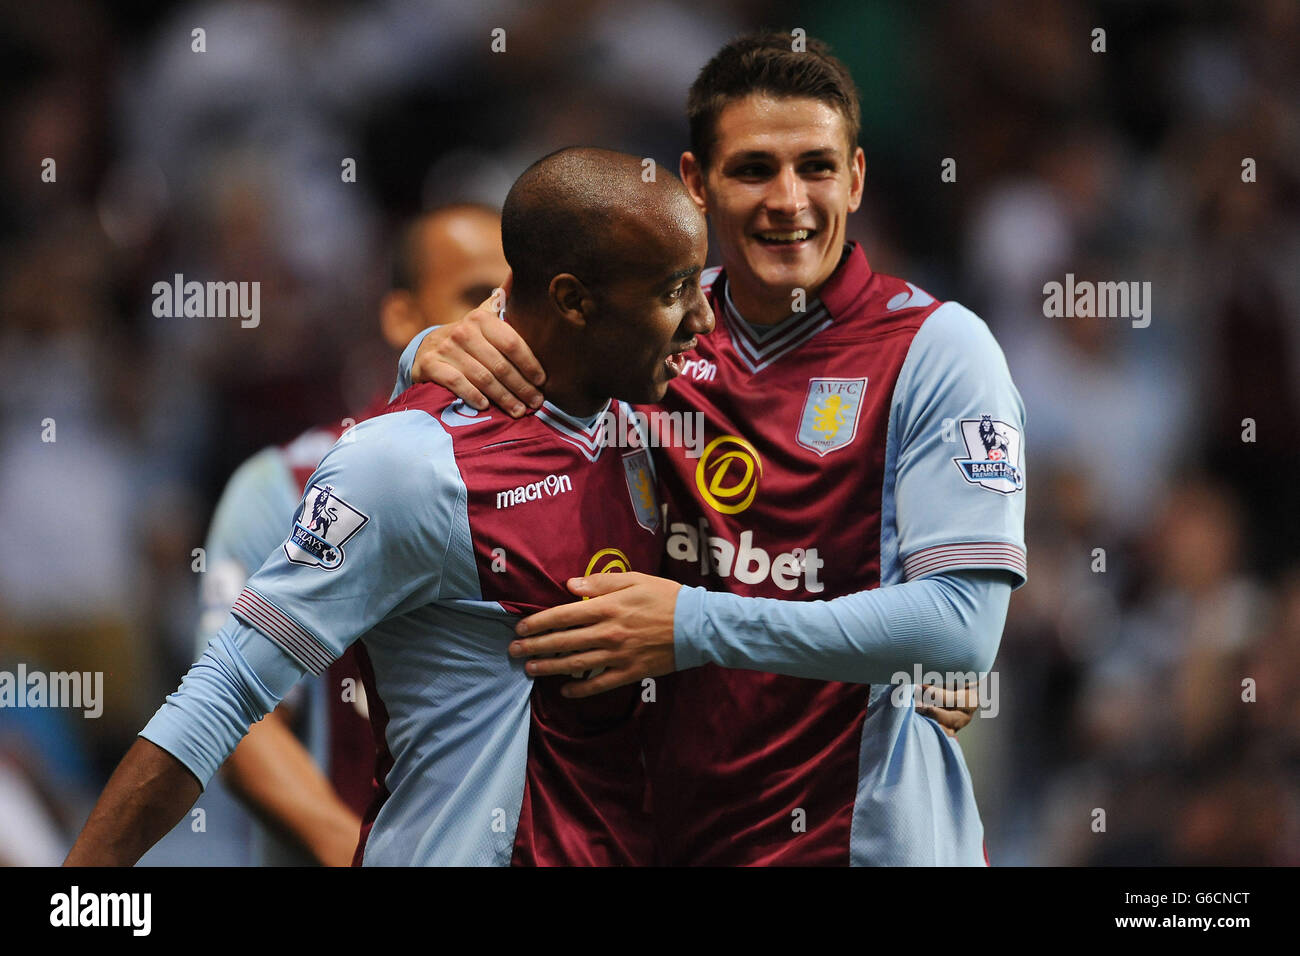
[920,683,980,712]
[429,366,489,412]
[560,667,636,699]
[917,704,974,732]
[475,271,542,388]
[478,314,547,393]
[447,351,530,418]
[948,684,980,711]
[511,624,606,659]
[467,329,543,411]
[515,600,609,638]
[523,651,610,679]
[566,572,642,598]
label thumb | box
[568,571,639,598]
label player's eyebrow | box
[660,264,701,288]
[797,147,841,161]
[724,147,841,164]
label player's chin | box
[746,252,821,293]
[637,378,671,404]
[611,372,666,406]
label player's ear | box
[380,290,424,349]
[548,274,592,329]
[679,152,708,214]
[847,145,866,214]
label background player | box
[395,33,1024,865]
[194,203,507,865]
[64,148,713,866]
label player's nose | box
[764,165,808,219]
[687,286,715,336]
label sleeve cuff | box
[903,541,1027,587]
[672,585,709,670]
[138,723,213,791]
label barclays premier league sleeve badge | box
[953,415,1024,495]
[284,483,370,569]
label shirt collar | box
[534,398,612,462]
[716,243,871,374]
[720,241,872,328]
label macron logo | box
[497,473,573,509]
[50,886,151,937]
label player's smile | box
[682,93,864,325]
[663,336,699,378]
[749,222,822,264]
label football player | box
[65,148,713,866]
[396,33,1025,865]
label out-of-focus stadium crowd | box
[1,0,1296,865]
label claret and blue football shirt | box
[143,383,664,865]
[640,243,1026,865]
[391,242,1027,866]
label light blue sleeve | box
[232,410,461,670]
[890,302,1027,585]
[390,326,437,400]
[675,569,1009,683]
[139,410,462,785]
[193,446,299,656]
[141,617,304,787]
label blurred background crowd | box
[1,0,1297,865]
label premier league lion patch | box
[953,415,1024,495]
[284,483,370,570]
[796,377,867,457]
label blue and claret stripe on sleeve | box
[232,586,334,675]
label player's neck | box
[522,331,606,418]
[539,382,607,420]
[507,303,609,418]
[725,276,826,327]
[502,308,601,418]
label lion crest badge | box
[285,483,370,569]
[953,415,1024,495]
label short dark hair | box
[687,32,861,170]
[502,147,678,307]
[389,202,499,293]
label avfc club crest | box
[284,483,370,570]
[797,377,868,457]
[622,450,659,532]
[954,415,1024,495]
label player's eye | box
[731,163,770,179]
[802,160,835,175]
